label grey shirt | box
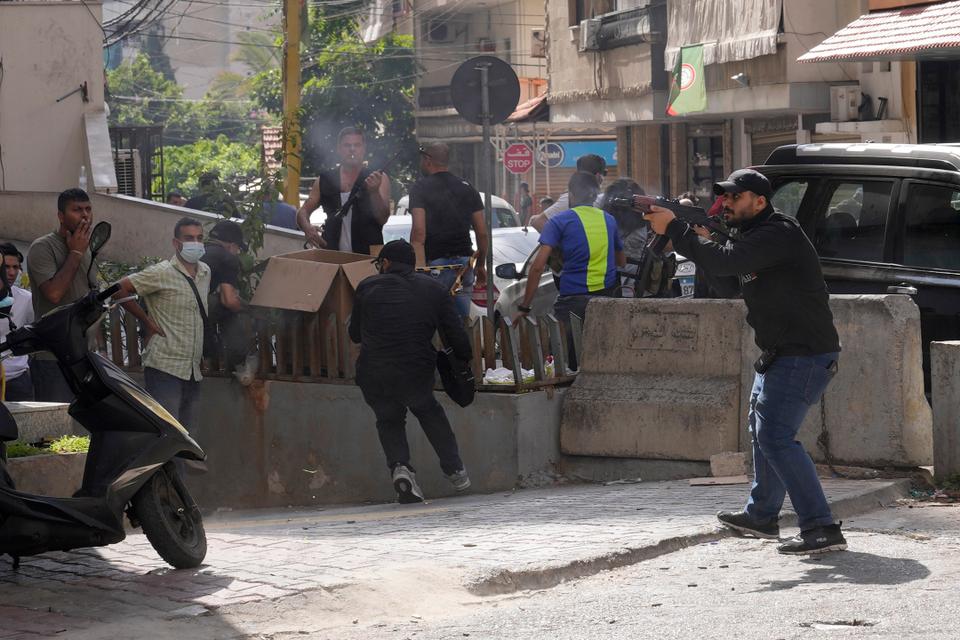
[27,231,96,319]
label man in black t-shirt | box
[201,220,256,383]
[409,143,488,317]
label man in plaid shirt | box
[114,217,211,433]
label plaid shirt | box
[129,256,211,381]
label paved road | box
[0,478,917,639]
[322,503,960,640]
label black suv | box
[758,143,960,387]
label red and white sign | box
[503,143,533,174]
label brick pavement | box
[0,478,906,637]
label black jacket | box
[317,167,384,255]
[349,264,472,388]
[666,206,841,356]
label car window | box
[814,180,893,262]
[903,182,960,271]
[493,207,519,228]
[770,179,809,219]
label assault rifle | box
[608,194,732,255]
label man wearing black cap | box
[645,168,845,556]
[202,220,257,383]
[349,239,473,503]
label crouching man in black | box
[645,169,846,555]
[349,239,473,503]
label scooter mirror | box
[89,221,112,258]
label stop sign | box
[503,143,533,174]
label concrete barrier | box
[0,191,305,266]
[561,298,747,461]
[180,379,565,509]
[931,341,960,480]
[7,453,86,497]
[6,402,81,442]
[562,295,932,468]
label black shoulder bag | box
[178,270,219,358]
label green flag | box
[666,44,706,116]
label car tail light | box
[471,285,499,308]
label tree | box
[248,6,419,187]
[160,136,260,196]
[106,54,265,146]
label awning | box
[507,94,548,123]
[665,0,782,69]
[798,0,960,63]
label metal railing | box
[103,310,581,393]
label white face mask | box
[179,241,205,264]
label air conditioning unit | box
[578,18,601,52]
[114,148,143,198]
[478,37,496,52]
[531,29,546,58]
[427,19,455,43]
[831,85,861,122]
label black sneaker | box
[717,510,780,539]
[777,523,847,555]
[392,465,424,504]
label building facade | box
[412,0,616,205]
[0,0,115,193]
[546,0,864,199]
[801,0,960,145]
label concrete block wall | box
[182,379,565,510]
[562,298,746,460]
[562,295,932,468]
[5,402,82,443]
[931,341,960,480]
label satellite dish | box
[450,56,521,126]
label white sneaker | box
[445,469,471,492]
[392,465,424,504]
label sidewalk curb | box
[467,478,912,596]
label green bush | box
[6,442,44,458]
[939,473,960,492]
[49,435,90,454]
[4,436,90,458]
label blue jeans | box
[4,370,34,402]
[144,367,201,435]
[745,353,839,531]
[428,256,474,318]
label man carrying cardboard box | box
[349,240,473,503]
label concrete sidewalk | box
[0,478,909,637]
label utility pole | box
[282,0,301,206]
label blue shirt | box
[540,206,622,296]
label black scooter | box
[0,222,207,569]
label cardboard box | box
[250,249,377,377]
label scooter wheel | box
[132,462,207,569]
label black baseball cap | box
[713,169,772,199]
[376,239,416,266]
[209,220,248,251]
